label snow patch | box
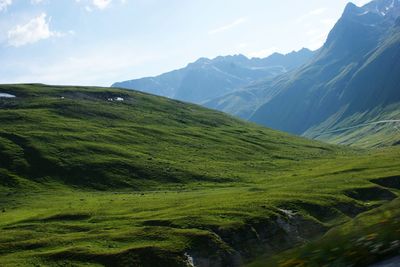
[358,11,370,16]
[0,93,16,98]
[107,97,124,102]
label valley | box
[0,84,399,266]
[1,0,400,266]
[113,0,400,149]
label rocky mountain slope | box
[205,0,400,147]
[248,0,400,147]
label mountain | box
[244,0,400,145]
[203,72,288,120]
[112,49,315,104]
[1,84,400,266]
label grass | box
[0,84,343,191]
[249,197,400,267]
[305,103,400,148]
[0,84,399,266]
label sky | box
[0,0,371,86]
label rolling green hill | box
[0,84,399,266]
[0,83,340,191]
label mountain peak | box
[298,47,312,53]
[343,2,361,16]
[193,57,211,64]
[362,0,400,17]
[342,0,400,19]
[214,54,249,63]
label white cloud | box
[237,43,249,49]
[7,13,64,47]
[0,0,12,12]
[92,0,112,9]
[296,8,327,23]
[209,17,247,35]
[307,32,328,50]
[76,0,127,11]
[304,18,337,50]
[248,47,278,58]
[309,8,327,16]
[75,0,113,11]
[31,0,44,4]
[0,43,162,86]
[320,18,336,26]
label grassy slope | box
[249,196,400,267]
[305,104,400,148]
[0,84,399,266]
[0,84,340,191]
[304,27,400,149]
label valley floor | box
[1,147,400,266]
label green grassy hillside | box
[249,197,400,267]
[0,84,399,266]
[0,84,342,191]
[305,104,400,148]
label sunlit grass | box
[0,84,399,266]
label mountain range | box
[249,0,400,147]
[114,0,400,148]
[112,49,315,104]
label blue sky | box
[0,0,371,86]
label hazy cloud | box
[248,47,277,58]
[0,0,12,12]
[209,17,247,35]
[296,8,327,23]
[0,44,162,86]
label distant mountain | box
[211,0,400,147]
[112,49,315,104]
[203,77,280,119]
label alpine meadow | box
[1,0,400,267]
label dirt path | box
[315,120,400,136]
